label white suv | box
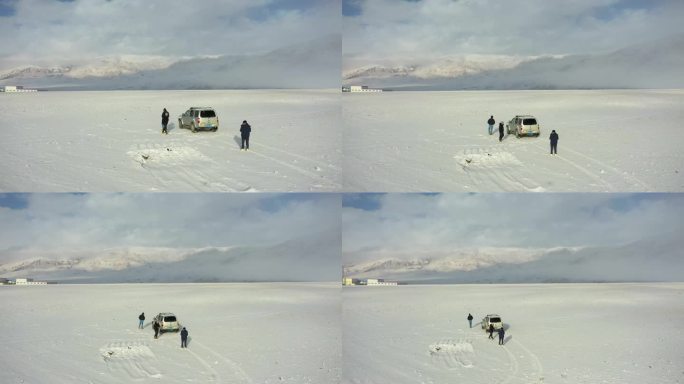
[178,107,219,132]
[154,313,180,333]
[481,314,504,331]
[506,115,540,137]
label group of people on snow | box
[159,108,251,151]
[486,115,560,154]
[138,312,189,348]
[467,313,506,346]
[487,115,505,142]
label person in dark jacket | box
[549,130,559,154]
[180,327,189,348]
[487,116,495,135]
[467,313,473,328]
[138,312,145,329]
[498,327,505,345]
[488,324,495,340]
[161,108,170,134]
[240,120,251,150]
[153,321,160,339]
[498,122,505,142]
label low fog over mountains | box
[344,239,683,284]
[0,35,340,90]
[343,35,684,90]
[0,231,339,283]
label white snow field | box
[343,90,684,192]
[343,283,684,384]
[0,283,340,384]
[0,90,340,192]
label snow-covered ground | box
[343,283,684,384]
[0,283,340,383]
[343,90,684,192]
[0,90,340,192]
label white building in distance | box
[343,85,383,93]
[1,85,38,93]
[15,278,48,285]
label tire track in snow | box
[558,145,652,191]
[191,341,253,383]
[185,347,223,383]
[500,343,520,384]
[246,148,332,188]
[530,141,616,191]
[512,339,544,383]
[254,141,340,172]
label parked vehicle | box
[506,115,540,138]
[178,107,219,132]
[153,312,180,333]
[481,314,504,331]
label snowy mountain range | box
[0,232,340,283]
[344,240,683,284]
[0,35,340,90]
[343,34,684,90]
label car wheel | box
[212,128,217,132]
[178,119,182,129]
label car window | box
[523,118,537,125]
[200,110,216,118]
[164,316,177,322]
[490,317,501,322]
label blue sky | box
[342,0,667,17]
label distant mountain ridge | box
[344,240,683,283]
[0,35,340,90]
[343,34,684,89]
[0,232,340,283]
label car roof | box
[158,312,176,316]
[515,115,536,118]
[189,107,214,110]
[486,314,500,317]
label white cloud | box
[343,0,684,67]
[0,0,340,70]
[342,194,684,263]
[0,193,341,260]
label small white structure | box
[344,85,383,93]
[366,278,398,286]
[1,85,38,93]
[15,278,47,285]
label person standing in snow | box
[487,116,495,135]
[153,321,160,339]
[488,324,495,340]
[180,327,189,348]
[498,122,505,142]
[240,120,251,151]
[549,129,559,155]
[138,312,145,329]
[467,313,474,328]
[498,327,505,345]
[161,108,170,134]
